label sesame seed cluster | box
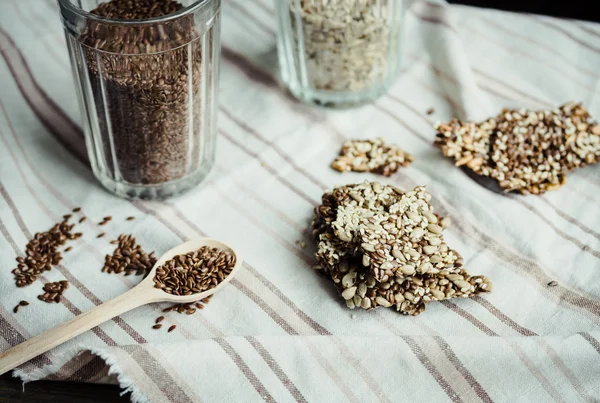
[312,181,492,315]
[435,102,600,194]
[331,138,414,177]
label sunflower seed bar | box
[331,138,414,176]
[312,181,492,315]
[435,102,600,194]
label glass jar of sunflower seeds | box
[58,0,221,199]
[276,0,405,107]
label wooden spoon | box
[0,238,242,376]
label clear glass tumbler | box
[58,0,221,199]
[276,0,405,107]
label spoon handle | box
[0,285,155,376]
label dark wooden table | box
[0,374,128,402]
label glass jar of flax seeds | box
[58,0,221,199]
[276,0,405,107]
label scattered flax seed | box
[38,281,69,303]
[331,138,414,177]
[168,325,176,332]
[194,302,204,309]
[435,102,600,195]
[63,214,72,221]
[152,324,162,329]
[126,216,135,221]
[202,295,213,304]
[312,181,492,316]
[426,108,435,115]
[13,300,30,314]
[97,233,106,238]
[79,217,87,224]
[102,234,156,276]
[103,216,112,222]
[153,246,236,296]
[72,207,82,213]
[547,281,558,287]
[64,246,73,252]
[12,217,79,287]
[156,316,164,323]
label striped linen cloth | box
[1,0,600,402]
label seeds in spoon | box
[153,246,236,296]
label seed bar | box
[331,138,414,177]
[312,181,492,316]
[434,102,600,195]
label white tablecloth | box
[1,1,599,402]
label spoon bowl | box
[139,238,243,304]
[0,238,242,376]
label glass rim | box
[57,0,212,25]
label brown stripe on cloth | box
[0,181,32,238]
[534,18,600,54]
[478,16,600,81]
[537,197,600,241]
[539,340,593,402]
[579,333,600,357]
[508,341,567,403]
[231,281,366,402]
[574,23,600,39]
[0,307,52,368]
[510,196,600,259]
[232,279,299,335]
[441,301,498,337]
[213,165,307,234]
[0,27,89,166]
[172,312,276,402]
[220,129,320,206]
[469,67,552,108]
[246,336,309,403]
[373,102,431,144]
[212,339,277,402]
[432,336,494,403]
[402,336,463,402]
[0,216,22,256]
[118,345,195,403]
[45,353,105,382]
[212,186,313,265]
[470,296,537,337]
[219,106,328,190]
[443,296,568,401]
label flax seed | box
[168,325,176,332]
